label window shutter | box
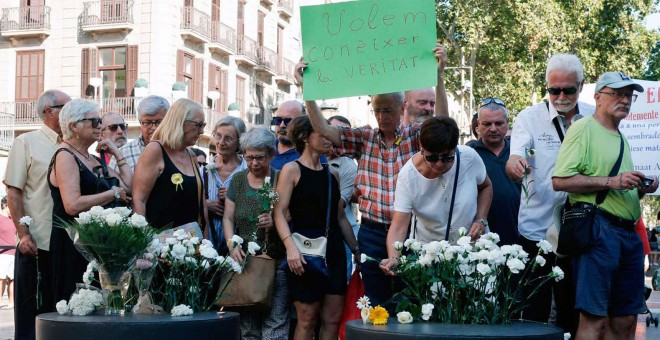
[221,69,228,112]
[126,45,138,96]
[193,57,203,103]
[176,50,184,82]
[81,48,90,97]
[90,48,98,78]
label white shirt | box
[394,146,487,243]
[510,101,595,241]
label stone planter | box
[36,311,240,340]
[345,319,564,340]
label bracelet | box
[226,240,233,249]
[116,157,125,162]
[605,177,610,189]
[282,234,292,242]
[117,160,128,167]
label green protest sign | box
[300,0,437,100]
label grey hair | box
[60,99,100,140]
[546,53,584,83]
[101,111,124,122]
[373,92,404,105]
[36,90,61,119]
[137,95,170,120]
[213,116,246,137]
[478,103,509,120]
[240,126,277,156]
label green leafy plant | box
[172,82,186,91]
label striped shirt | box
[109,135,146,172]
[336,124,421,224]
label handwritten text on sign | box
[300,0,437,101]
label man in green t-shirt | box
[552,71,658,339]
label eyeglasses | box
[370,108,396,115]
[102,123,127,132]
[271,117,292,126]
[423,151,455,164]
[213,134,236,144]
[49,104,65,110]
[479,97,507,109]
[140,120,162,128]
[185,120,206,130]
[598,91,638,102]
[244,154,268,163]
[547,87,578,95]
[77,118,103,128]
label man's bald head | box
[404,88,435,123]
[273,100,304,146]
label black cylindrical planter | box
[345,319,564,340]
[36,312,240,340]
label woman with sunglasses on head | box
[381,116,493,276]
[48,99,132,304]
[205,116,247,252]
[133,99,208,233]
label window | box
[15,50,44,102]
[236,76,246,119]
[177,50,203,103]
[257,11,265,47]
[99,46,127,98]
[211,0,220,21]
[208,64,228,112]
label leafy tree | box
[643,41,660,80]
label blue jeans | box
[358,222,401,307]
[344,221,359,280]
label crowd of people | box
[1,41,658,340]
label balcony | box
[277,0,293,19]
[0,6,51,45]
[275,58,296,85]
[180,6,211,44]
[255,46,278,77]
[81,1,134,40]
[203,108,227,136]
[209,21,236,56]
[98,97,141,122]
[0,112,15,152]
[235,35,258,67]
[260,0,276,9]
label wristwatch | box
[112,187,121,202]
[474,218,489,228]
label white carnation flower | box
[56,300,69,315]
[410,241,422,252]
[104,213,122,227]
[200,246,219,259]
[171,243,187,260]
[247,242,261,255]
[360,253,367,264]
[19,215,34,226]
[421,303,434,321]
[506,258,525,274]
[184,256,197,266]
[535,255,546,267]
[200,259,211,269]
[75,212,92,225]
[397,311,413,324]
[130,214,149,228]
[536,239,553,254]
[173,229,188,240]
[88,206,104,218]
[265,176,271,184]
[201,239,213,248]
[189,237,200,245]
[458,227,467,237]
[403,239,414,248]
[552,266,565,282]
[393,241,403,251]
[171,304,194,316]
[476,263,491,275]
[226,256,243,273]
[231,234,244,245]
[114,207,132,218]
[166,237,178,245]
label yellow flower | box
[368,305,389,325]
[171,173,184,191]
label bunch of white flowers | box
[171,304,194,316]
[57,288,104,316]
[82,260,98,285]
[73,206,148,229]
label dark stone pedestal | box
[345,319,564,340]
[36,312,240,340]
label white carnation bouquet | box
[149,229,255,313]
[362,229,563,324]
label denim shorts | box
[573,213,646,317]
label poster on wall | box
[299,0,438,100]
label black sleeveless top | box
[289,161,341,239]
[145,142,204,230]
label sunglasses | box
[423,151,455,164]
[271,117,292,126]
[49,104,66,109]
[78,118,103,128]
[479,97,506,109]
[103,123,127,132]
[547,87,578,95]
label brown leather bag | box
[216,253,276,312]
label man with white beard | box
[505,53,594,332]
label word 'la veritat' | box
[307,3,427,82]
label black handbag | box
[557,133,623,256]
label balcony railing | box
[278,0,293,16]
[0,113,15,151]
[0,101,39,125]
[279,58,295,78]
[81,0,134,27]
[0,6,51,31]
[237,34,258,63]
[98,97,141,122]
[180,6,211,42]
[257,46,278,72]
[209,21,236,53]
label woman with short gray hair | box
[223,126,288,339]
[205,116,248,251]
[48,98,132,303]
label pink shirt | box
[0,215,16,256]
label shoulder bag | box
[556,132,624,256]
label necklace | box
[63,141,90,160]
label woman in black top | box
[274,116,359,340]
[48,99,132,304]
[133,98,207,231]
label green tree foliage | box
[643,41,660,80]
[436,0,660,121]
